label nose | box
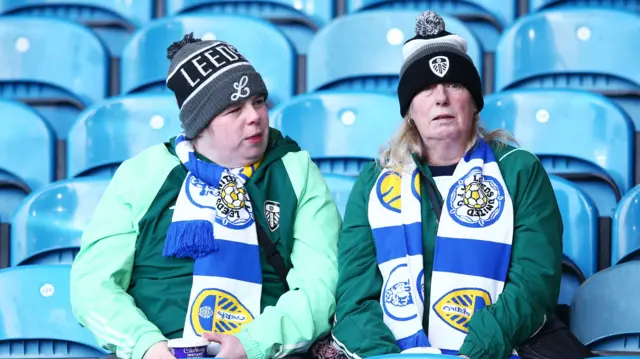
[243,102,260,125]
[433,84,449,106]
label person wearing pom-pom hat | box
[331,11,563,359]
[70,34,341,359]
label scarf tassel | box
[163,220,218,259]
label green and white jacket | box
[70,128,341,359]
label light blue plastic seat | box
[345,0,514,53]
[482,89,634,221]
[67,93,182,178]
[612,185,640,265]
[495,9,640,129]
[10,177,109,266]
[529,0,640,16]
[0,99,55,223]
[120,14,295,109]
[549,175,598,309]
[306,10,482,93]
[0,0,153,56]
[269,91,401,176]
[323,173,356,218]
[0,17,109,141]
[571,261,640,353]
[0,264,106,357]
[165,0,333,55]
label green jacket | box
[331,143,563,359]
[70,129,342,359]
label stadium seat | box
[482,89,634,221]
[571,261,640,353]
[549,175,598,312]
[0,264,106,357]
[529,0,640,16]
[345,0,514,53]
[10,177,109,266]
[0,99,55,223]
[611,185,640,265]
[120,14,295,108]
[67,93,181,178]
[306,10,482,93]
[269,91,401,176]
[0,16,109,144]
[165,0,334,55]
[323,173,356,218]
[495,9,640,129]
[0,0,153,56]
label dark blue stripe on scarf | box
[433,236,512,281]
[464,138,497,164]
[373,222,423,264]
[193,239,262,284]
[397,330,431,350]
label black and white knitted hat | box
[166,33,268,139]
[397,11,483,117]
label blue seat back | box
[495,9,640,128]
[529,0,640,15]
[0,0,153,56]
[571,261,640,352]
[612,185,640,265]
[67,93,182,178]
[550,175,598,305]
[0,99,54,222]
[323,173,356,218]
[0,17,109,139]
[0,264,106,357]
[306,10,482,93]
[345,0,514,52]
[121,14,295,108]
[482,89,634,218]
[10,178,109,266]
[269,91,401,176]
[165,0,333,54]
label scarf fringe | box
[163,220,218,259]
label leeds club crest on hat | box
[429,56,449,77]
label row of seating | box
[2,88,635,211]
[1,8,639,144]
[0,0,634,56]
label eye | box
[226,106,241,115]
[253,97,266,106]
[448,83,463,90]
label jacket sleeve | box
[70,162,167,359]
[331,164,402,358]
[458,152,563,359]
[234,152,341,359]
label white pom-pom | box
[415,10,445,37]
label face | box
[196,95,269,167]
[409,83,477,144]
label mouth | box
[245,133,262,144]
[432,114,456,121]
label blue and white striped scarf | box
[164,134,262,339]
[368,138,516,355]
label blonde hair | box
[378,112,517,172]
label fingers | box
[202,332,225,343]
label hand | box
[458,356,470,358]
[203,332,248,359]
[143,341,176,359]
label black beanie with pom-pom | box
[165,33,268,139]
[397,11,483,117]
